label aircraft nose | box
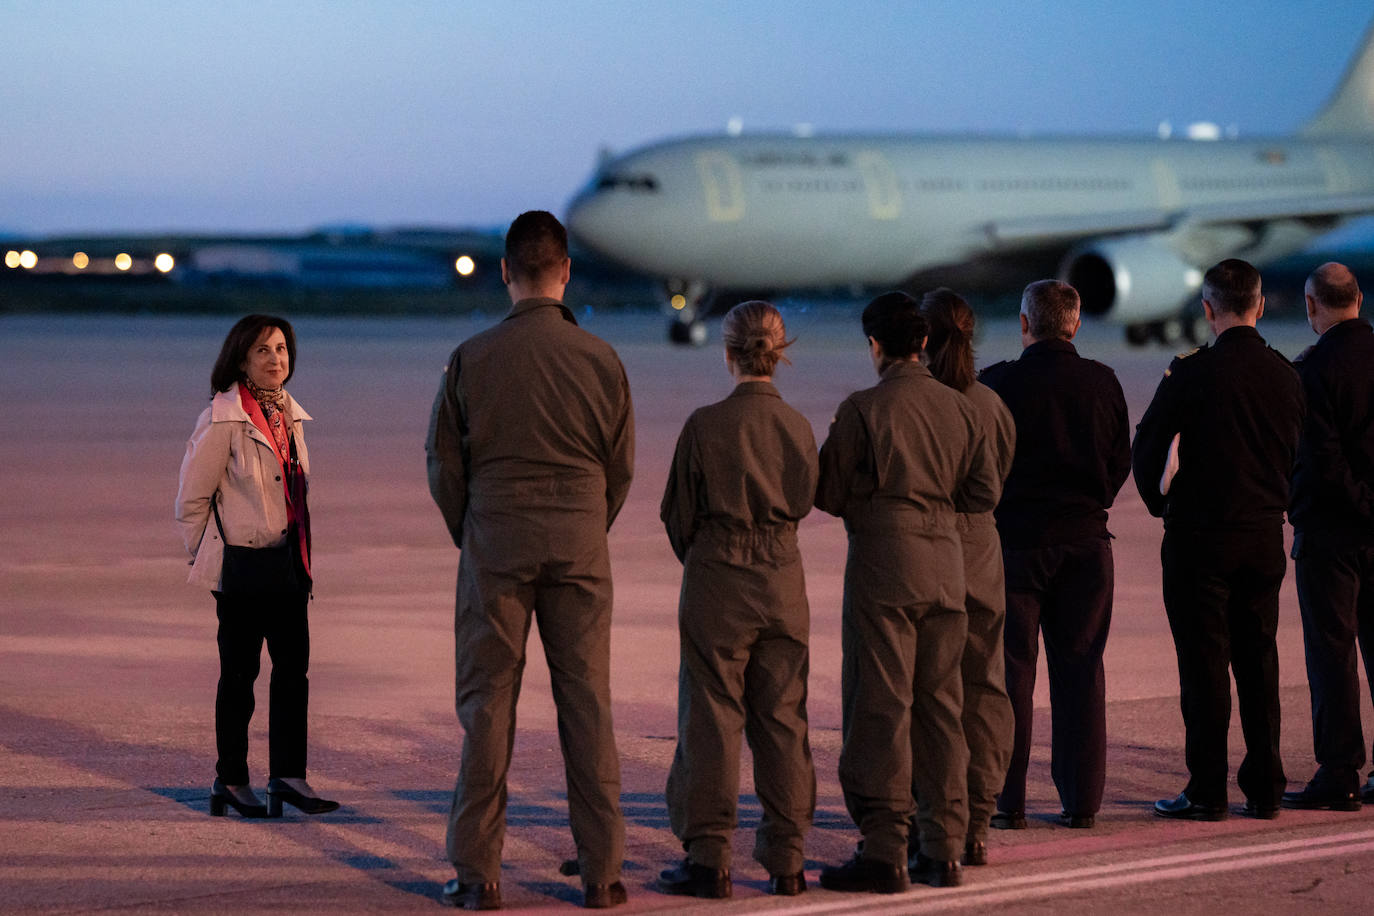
[566,186,613,255]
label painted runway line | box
[761,828,1374,915]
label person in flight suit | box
[979,280,1130,832]
[1133,258,1304,822]
[912,288,1017,869]
[1283,262,1374,812]
[657,300,818,900]
[816,291,999,893]
[426,210,635,910]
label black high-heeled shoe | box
[210,778,267,818]
[265,776,340,817]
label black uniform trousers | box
[1161,526,1287,808]
[1295,530,1374,791]
[213,588,310,785]
[999,536,1112,817]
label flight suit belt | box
[694,523,798,553]
[470,474,603,501]
[957,511,996,532]
[846,506,956,533]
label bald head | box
[1305,261,1363,335]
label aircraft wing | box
[1179,192,1374,227]
[983,210,1173,249]
[984,192,1374,252]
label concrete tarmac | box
[3,308,1374,913]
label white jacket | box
[175,386,312,590]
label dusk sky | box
[3,0,1372,235]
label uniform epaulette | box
[1163,345,1201,377]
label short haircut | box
[1307,261,1361,311]
[920,287,976,392]
[210,314,297,395]
[504,210,568,283]
[862,291,928,360]
[722,300,792,377]
[1021,279,1079,339]
[1202,258,1262,316]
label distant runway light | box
[671,294,687,310]
[727,116,743,136]
[455,255,475,276]
[73,252,89,269]
[154,253,175,273]
[114,253,133,271]
[4,250,19,268]
[19,250,38,269]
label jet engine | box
[1060,234,1206,344]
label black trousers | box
[1161,526,1286,808]
[999,537,1113,818]
[214,588,310,785]
[1294,530,1374,790]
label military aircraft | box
[566,22,1374,346]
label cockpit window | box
[596,173,659,192]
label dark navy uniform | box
[1289,318,1374,795]
[1133,325,1304,810]
[980,338,1130,820]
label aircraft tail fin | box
[1302,21,1374,137]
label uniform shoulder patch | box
[1162,345,1201,377]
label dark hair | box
[210,314,297,395]
[504,210,568,283]
[722,300,793,377]
[1021,279,1080,339]
[862,291,929,363]
[1307,261,1361,311]
[920,287,976,392]
[1202,258,1262,316]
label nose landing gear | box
[666,279,710,346]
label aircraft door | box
[855,150,902,220]
[695,152,745,222]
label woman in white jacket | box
[176,314,337,819]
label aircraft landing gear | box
[1124,312,1207,348]
[668,318,709,346]
[665,279,710,346]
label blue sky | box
[2,0,1371,234]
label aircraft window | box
[596,174,659,192]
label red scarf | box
[238,382,311,578]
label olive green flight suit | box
[949,381,1016,845]
[426,297,634,886]
[816,360,999,865]
[660,380,818,877]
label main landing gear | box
[1124,312,1207,348]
